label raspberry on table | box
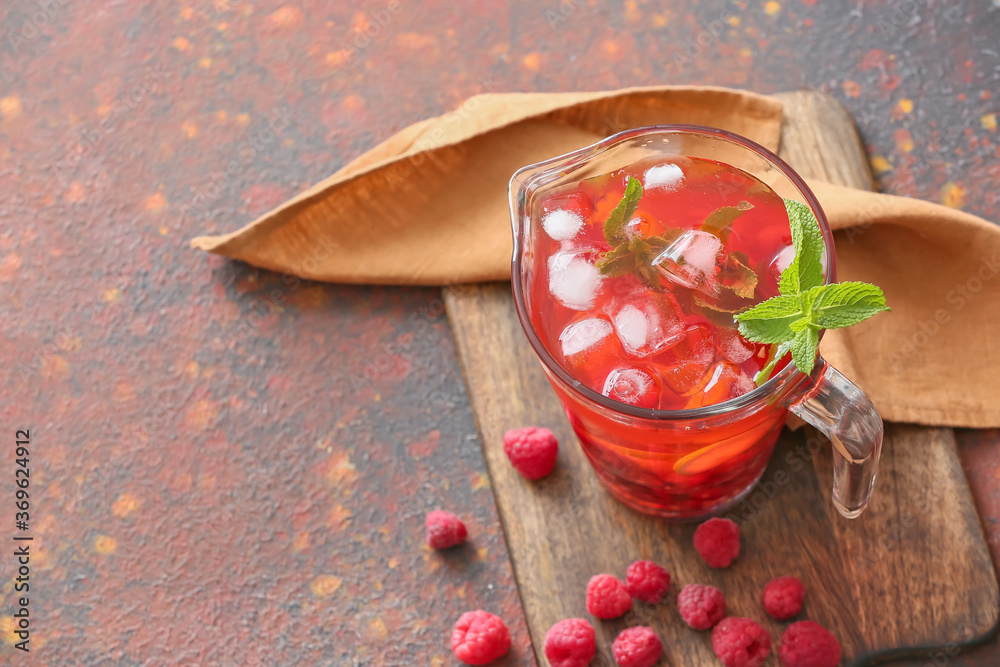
[450,610,511,665]
[586,573,633,619]
[677,583,726,630]
[712,617,772,667]
[693,517,741,568]
[779,621,841,667]
[425,510,467,549]
[762,576,806,620]
[612,626,663,667]
[543,618,596,667]
[626,560,671,604]
[503,426,559,479]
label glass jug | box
[508,125,883,520]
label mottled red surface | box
[0,1,998,665]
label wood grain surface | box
[444,91,999,666]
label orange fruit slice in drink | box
[672,419,776,476]
[672,438,758,476]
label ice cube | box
[613,305,649,352]
[542,209,585,241]
[542,192,594,219]
[720,328,754,364]
[684,361,756,409]
[653,230,723,291]
[558,316,623,389]
[548,250,603,310]
[610,291,685,358]
[657,323,718,394]
[560,317,613,357]
[602,367,659,409]
[643,163,684,191]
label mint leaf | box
[754,341,790,386]
[789,316,813,333]
[603,176,643,245]
[789,327,819,375]
[694,295,747,324]
[718,251,758,299]
[736,197,889,381]
[735,294,802,321]
[595,182,695,290]
[595,244,634,277]
[646,229,684,250]
[803,281,891,329]
[736,294,802,344]
[738,318,796,344]
[701,201,753,239]
[628,237,660,287]
[780,199,825,294]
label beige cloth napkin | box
[191,85,1000,428]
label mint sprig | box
[701,200,754,240]
[597,176,681,288]
[735,199,890,380]
[603,176,644,245]
[780,199,825,294]
[595,176,757,293]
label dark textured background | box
[0,0,998,664]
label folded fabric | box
[191,85,1000,428]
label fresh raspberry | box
[502,426,559,479]
[543,618,596,667]
[677,584,726,630]
[779,621,841,667]
[626,560,671,604]
[612,626,663,667]
[762,576,805,621]
[450,610,510,665]
[586,574,633,619]
[712,617,772,667]
[425,510,467,549]
[693,517,740,568]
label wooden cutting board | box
[444,92,1000,666]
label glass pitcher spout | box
[788,357,884,519]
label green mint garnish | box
[595,176,757,293]
[603,175,644,245]
[779,199,825,294]
[735,199,890,381]
[596,176,680,288]
[718,250,758,299]
[701,200,754,240]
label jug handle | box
[787,357,884,519]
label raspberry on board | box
[450,610,511,665]
[693,517,740,568]
[425,510,467,549]
[712,617,772,667]
[586,573,633,619]
[502,426,559,480]
[612,626,663,667]
[780,621,841,667]
[762,576,805,621]
[543,618,596,667]
[677,583,726,630]
[626,560,671,604]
